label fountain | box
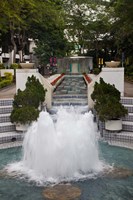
[0,107,133,200]
[6,107,105,185]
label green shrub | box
[125,65,133,76]
[0,80,12,88]
[0,72,13,89]
[91,78,128,121]
[10,75,47,125]
[93,68,101,75]
[0,63,4,69]
[26,75,47,104]
[10,63,20,69]
[10,106,39,125]
[4,72,13,81]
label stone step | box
[52,101,88,106]
[0,141,22,149]
[122,121,133,132]
[103,131,133,142]
[0,131,23,144]
[0,98,13,106]
[53,98,87,103]
[53,94,87,99]
[0,113,11,123]
[64,75,83,77]
[123,104,133,113]
[106,130,133,149]
[0,122,16,133]
[48,105,89,115]
[122,113,133,122]
[108,141,133,150]
[121,97,133,105]
[54,91,87,95]
[0,105,13,114]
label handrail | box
[83,73,92,84]
[50,73,65,86]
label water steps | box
[52,75,88,108]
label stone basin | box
[105,61,120,68]
[20,63,34,69]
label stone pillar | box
[100,67,124,96]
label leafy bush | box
[0,72,13,88]
[4,72,13,81]
[0,63,4,69]
[10,106,39,125]
[93,68,101,75]
[10,75,47,125]
[0,80,12,88]
[25,75,46,105]
[125,65,133,76]
[10,63,21,69]
[91,78,127,121]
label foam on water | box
[6,107,107,185]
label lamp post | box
[122,51,125,68]
[0,47,2,63]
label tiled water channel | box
[52,75,88,106]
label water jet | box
[0,107,133,200]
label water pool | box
[0,142,133,200]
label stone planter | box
[105,119,122,131]
[16,123,29,132]
[20,63,34,69]
[105,61,120,68]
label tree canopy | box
[0,0,133,65]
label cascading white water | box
[6,107,106,185]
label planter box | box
[105,119,122,131]
[20,63,34,69]
[16,123,29,132]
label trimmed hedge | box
[0,72,13,89]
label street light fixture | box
[0,47,2,55]
[0,47,2,64]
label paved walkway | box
[0,84,16,99]
[0,80,132,99]
[124,81,133,97]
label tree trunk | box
[10,26,17,64]
[18,30,26,63]
[18,50,23,62]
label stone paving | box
[52,75,88,107]
[53,76,87,95]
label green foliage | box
[0,63,4,69]
[91,78,128,121]
[107,0,133,59]
[4,72,13,81]
[10,106,39,125]
[125,65,133,76]
[0,72,13,88]
[34,24,73,64]
[91,78,120,102]
[0,0,65,62]
[125,65,133,83]
[25,75,47,105]
[93,68,101,75]
[11,75,46,124]
[0,80,12,89]
[10,63,21,69]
